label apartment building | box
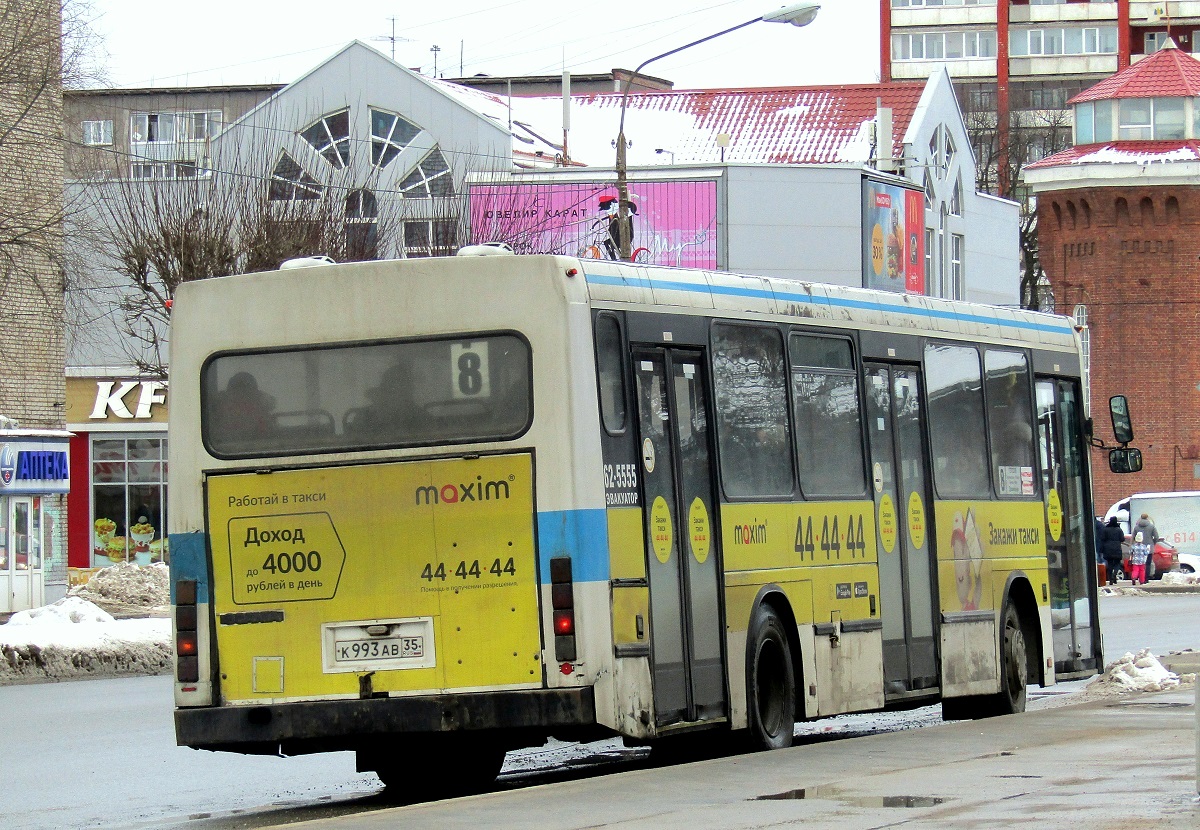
[65,84,282,180]
[881,0,1200,180]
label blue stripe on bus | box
[168,531,210,604]
[537,509,609,584]
[583,273,1072,336]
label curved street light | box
[613,2,822,260]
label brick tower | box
[1026,40,1200,509]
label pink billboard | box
[468,180,718,269]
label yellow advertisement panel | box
[720,500,878,627]
[206,454,541,703]
[934,500,1048,613]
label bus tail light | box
[175,579,199,683]
[550,557,576,662]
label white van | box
[1104,492,1198,575]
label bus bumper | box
[175,687,596,754]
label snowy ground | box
[0,564,170,684]
[1,563,1194,757]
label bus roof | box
[579,260,1078,351]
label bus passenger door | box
[1036,379,1098,676]
[633,348,726,728]
[865,364,939,699]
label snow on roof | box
[1070,40,1200,104]
[436,80,926,169]
[1027,140,1200,169]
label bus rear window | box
[201,334,532,458]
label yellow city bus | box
[168,253,1118,792]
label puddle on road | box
[755,786,947,808]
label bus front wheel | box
[746,603,796,750]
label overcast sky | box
[90,0,880,90]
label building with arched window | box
[59,42,1021,580]
[1026,39,1200,507]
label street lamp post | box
[613,2,821,261]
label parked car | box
[1121,539,1179,581]
[1177,551,1199,575]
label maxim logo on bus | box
[415,475,513,505]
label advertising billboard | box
[469,180,718,269]
[862,178,925,295]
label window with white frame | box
[925,227,934,287]
[1074,100,1114,144]
[1009,26,1117,57]
[1153,98,1186,139]
[402,220,459,257]
[893,30,996,61]
[131,161,202,180]
[370,108,423,168]
[82,119,112,146]
[1146,31,1171,54]
[268,151,322,201]
[300,109,351,169]
[398,148,455,198]
[949,174,963,216]
[951,234,965,299]
[130,111,220,144]
[1109,97,1188,140]
[923,170,935,210]
[91,436,168,568]
[891,0,995,7]
[1118,98,1153,139]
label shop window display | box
[91,436,168,567]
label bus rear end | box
[168,256,602,791]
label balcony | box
[1009,3,1118,24]
[1129,1,1200,24]
[891,7,999,28]
[891,58,999,79]
[1009,54,1118,76]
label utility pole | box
[430,44,441,78]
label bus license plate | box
[333,636,424,662]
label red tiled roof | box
[571,83,927,164]
[1070,43,1200,103]
[1026,140,1200,169]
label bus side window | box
[925,343,991,498]
[984,349,1037,497]
[712,323,794,498]
[789,334,866,497]
[595,315,627,434]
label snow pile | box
[1,594,171,685]
[6,596,115,625]
[1160,571,1200,586]
[1100,584,1150,596]
[1093,649,1181,693]
[68,562,169,614]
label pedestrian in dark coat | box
[1101,516,1125,585]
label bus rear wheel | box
[941,603,1028,720]
[367,738,506,801]
[746,604,795,750]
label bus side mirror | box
[1109,447,1143,474]
[1110,395,1134,445]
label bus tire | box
[370,739,506,801]
[940,602,1028,721]
[746,603,795,750]
[993,602,1028,715]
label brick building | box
[0,0,70,611]
[1026,40,1200,508]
